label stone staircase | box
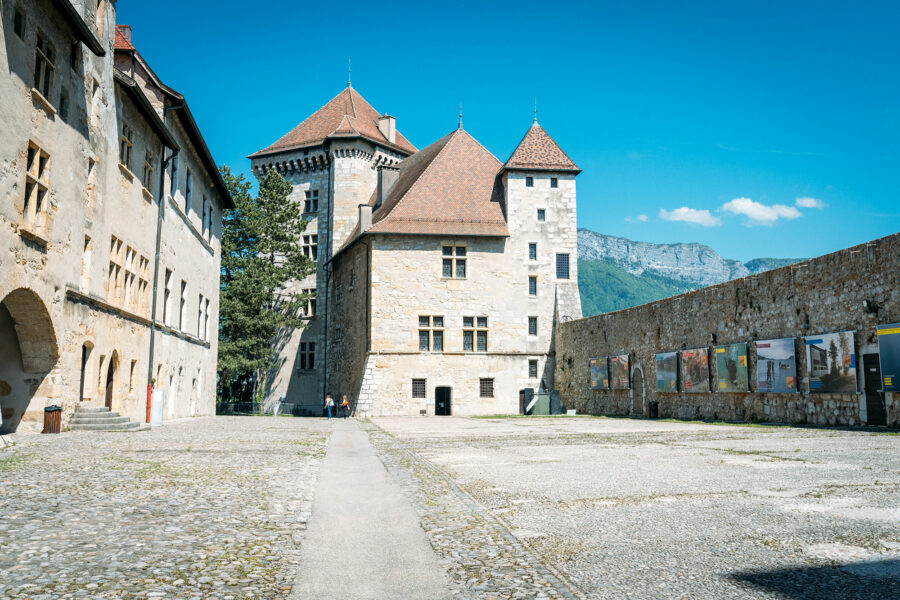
[68,405,147,432]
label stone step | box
[69,416,131,425]
[74,406,111,413]
[69,421,143,431]
[73,411,120,419]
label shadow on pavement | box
[729,559,900,599]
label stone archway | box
[632,367,644,416]
[0,288,59,433]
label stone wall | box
[555,233,900,427]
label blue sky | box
[118,0,899,261]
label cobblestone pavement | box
[372,416,900,600]
[0,417,329,599]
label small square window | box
[442,246,453,256]
[537,209,546,222]
[419,316,431,327]
[529,276,537,296]
[528,243,537,260]
[455,246,466,257]
[432,316,444,328]
[463,316,474,328]
[412,379,426,398]
[528,316,538,336]
[525,176,533,187]
[529,360,538,378]
[550,177,558,188]
[477,316,488,328]
[479,378,494,398]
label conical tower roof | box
[503,122,580,173]
[249,86,416,158]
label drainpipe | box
[146,103,182,423]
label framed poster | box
[681,348,710,393]
[804,331,857,393]
[589,357,609,390]
[610,354,630,389]
[655,352,678,392]
[876,324,900,392]
[715,343,748,392]
[756,338,797,393]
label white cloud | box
[625,214,650,223]
[721,197,801,226]
[795,197,827,209]
[658,207,721,227]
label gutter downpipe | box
[146,103,182,423]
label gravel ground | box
[372,416,900,600]
[0,417,328,600]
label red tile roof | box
[114,25,134,51]
[368,129,508,237]
[249,87,417,158]
[504,122,580,173]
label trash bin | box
[43,405,62,434]
[648,401,659,419]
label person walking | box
[341,394,350,419]
[325,393,334,420]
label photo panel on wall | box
[610,354,630,389]
[803,331,857,394]
[681,348,710,393]
[756,338,798,393]
[877,324,900,392]
[590,357,609,390]
[715,343,748,392]
[655,352,678,393]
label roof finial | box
[533,98,538,123]
[458,103,463,130]
[348,58,352,87]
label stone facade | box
[555,233,900,427]
[0,1,228,432]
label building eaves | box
[50,0,105,56]
[113,70,178,149]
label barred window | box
[537,208,545,222]
[442,245,467,278]
[479,378,494,398]
[528,316,538,336]
[412,379,426,398]
[556,253,570,279]
[529,359,538,378]
[299,342,316,370]
[529,276,537,296]
[418,315,444,352]
[528,243,537,260]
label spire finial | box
[458,103,463,129]
[533,98,538,123]
[348,58,352,87]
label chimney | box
[377,114,396,144]
[118,24,132,42]
[376,165,399,209]
[358,204,373,232]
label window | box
[185,169,192,213]
[418,316,444,352]
[528,276,537,297]
[528,316,538,336]
[525,176,533,187]
[129,360,137,393]
[537,209,546,222]
[70,42,79,70]
[22,141,50,232]
[302,234,318,261]
[201,196,207,235]
[556,253,570,279]
[81,236,92,291]
[195,292,202,336]
[34,33,55,99]
[463,316,488,352]
[412,379,427,399]
[177,282,186,329]
[141,151,154,191]
[207,207,214,241]
[302,288,317,317]
[163,269,172,325]
[107,236,123,302]
[304,189,319,213]
[138,255,150,312]
[479,378,494,398]
[528,243,537,260]
[299,342,316,370]
[169,152,178,197]
[203,298,210,342]
[551,177,558,188]
[119,123,133,171]
[124,246,136,306]
[14,8,26,39]
[529,359,538,378]
[442,245,466,278]
[59,89,69,121]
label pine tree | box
[217,167,315,403]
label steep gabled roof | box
[249,87,417,158]
[114,24,135,51]
[368,128,508,237]
[503,121,580,173]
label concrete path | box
[291,419,453,600]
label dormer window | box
[525,176,534,187]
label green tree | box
[217,167,315,403]
[828,339,840,376]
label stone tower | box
[249,86,415,412]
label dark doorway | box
[79,345,89,402]
[105,359,116,409]
[435,387,451,416]
[632,369,644,415]
[519,389,526,415]
[863,353,886,426]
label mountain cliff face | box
[577,228,803,316]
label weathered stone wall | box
[555,233,900,427]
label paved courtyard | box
[1,416,898,599]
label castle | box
[250,86,581,416]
